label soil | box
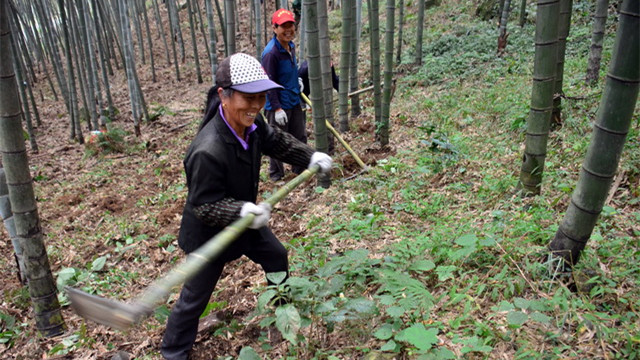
[0,1,392,359]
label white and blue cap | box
[216,53,283,93]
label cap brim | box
[231,79,283,93]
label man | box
[160,53,332,360]
[261,9,306,182]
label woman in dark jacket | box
[161,53,332,360]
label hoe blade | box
[66,287,152,331]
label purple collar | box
[219,105,256,150]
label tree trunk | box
[0,0,66,336]
[165,0,182,80]
[338,0,352,132]
[254,0,263,59]
[395,0,404,64]
[378,0,395,146]
[118,0,142,136]
[551,0,573,128]
[368,0,382,130]
[151,0,172,66]
[519,0,527,26]
[318,0,336,155]
[497,0,512,55]
[93,0,115,121]
[549,0,639,266]
[214,0,227,56]
[59,0,81,142]
[304,0,330,189]
[415,0,426,65]
[585,0,608,86]
[349,0,362,117]
[205,0,219,85]
[0,167,25,284]
[517,0,560,196]
[224,0,236,55]
[77,0,100,130]
[186,0,203,83]
[140,0,157,82]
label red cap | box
[272,8,295,25]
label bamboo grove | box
[4,0,426,154]
[0,0,638,344]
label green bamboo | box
[67,166,320,330]
[338,0,352,132]
[379,0,395,146]
[305,0,330,189]
[549,0,639,265]
[0,0,65,336]
[368,0,382,128]
[517,0,560,195]
[585,0,608,85]
[551,0,573,126]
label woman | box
[161,53,331,360]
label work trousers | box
[160,227,288,360]
[265,104,307,181]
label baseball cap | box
[272,8,295,25]
[215,53,283,93]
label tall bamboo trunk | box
[551,0,573,127]
[151,0,172,66]
[0,0,65,336]
[549,0,639,266]
[140,0,157,82]
[186,0,203,83]
[395,0,404,63]
[497,0,512,54]
[205,0,219,85]
[585,0,608,85]
[517,0,560,196]
[224,0,236,55]
[415,0,425,65]
[349,0,361,117]
[368,0,382,128]
[338,0,352,132]
[304,0,330,189]
[378,0,395,146]
[519,0,527,26]
[318,0,335,154]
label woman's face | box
[220,89,266,133]
[274,21,296,45]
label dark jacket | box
[178,102,314,252]
[298,60,339,98]
[261,35,301,111]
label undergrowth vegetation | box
[238,2,638,359]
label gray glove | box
[308,152,332,174]
[240,202,272,229]
[275,109,288,126]
[298,77,304,93]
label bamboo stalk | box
[301,93,368,171]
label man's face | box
[274,21,296,45]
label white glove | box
[308,152,332,174]
[298,77,304,93]
[240,202,272,229]
[275,109,288,126]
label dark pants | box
[265,104,307,181]
[160,227,288,360]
